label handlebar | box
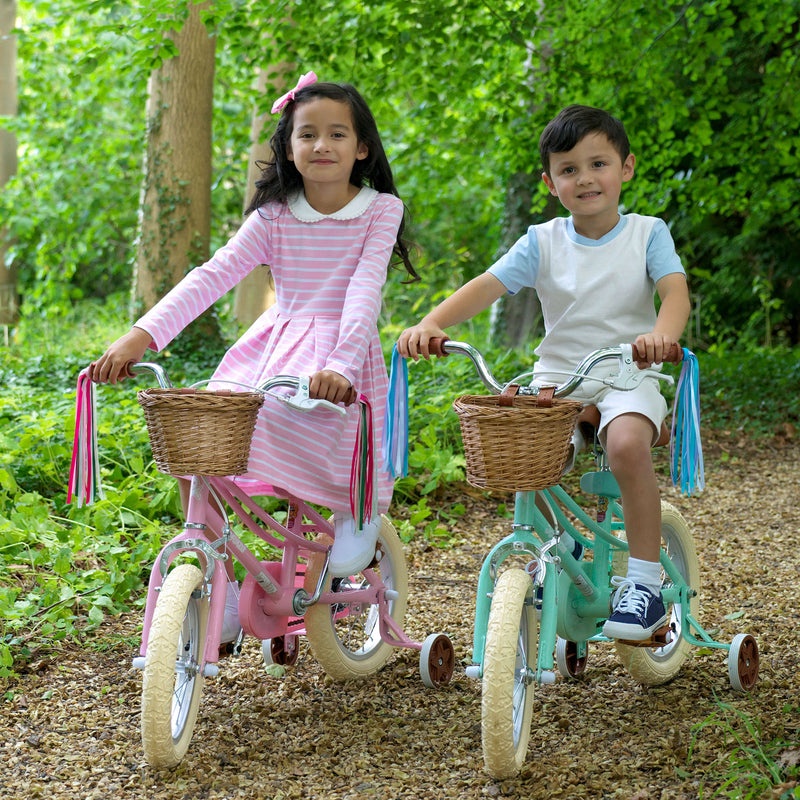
[426,339,682,397]
[130,363,347,416]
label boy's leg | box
[602,413,668,640]
[604,413,661,562]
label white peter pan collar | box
[288,186,378,222]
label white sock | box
[625,557,661,595]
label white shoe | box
[220,581,241,643]
[330,514,381,577]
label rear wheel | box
[481,568,538,779]
[615,501,700,686]
[304,515,408,680]
[141,564,208,768]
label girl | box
[89,73,418,641]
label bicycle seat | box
[578,405,670,448]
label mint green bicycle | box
[421,339,759,779]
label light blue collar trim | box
[566,214,627,246]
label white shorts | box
[538,373,668,446]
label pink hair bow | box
[271,71,318,114]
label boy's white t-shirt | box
[488,213,685,381]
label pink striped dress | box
[135,187,402,513]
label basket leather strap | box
[498,384,520,407]
[536,386,555,408]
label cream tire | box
[304,515,408,680]
[615,501,700,685]
[141,563,208,768]
[481,568,538,779]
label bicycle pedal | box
[218,634,245,659]
[366,542,384,570]
[616,624,673,648]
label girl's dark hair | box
[246,81,418,281]
[539,105,630,176]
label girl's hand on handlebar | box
[88,327,153,385]
[397,321,448,361]
[633,333,680,367]
[309,370,356,406]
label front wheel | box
[140,563,208,768]
[304,515,408,680]
[481,568,538,780]
[615,501,700,686]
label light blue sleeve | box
[486,227,540,295]
[647,219,684,282]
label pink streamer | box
[349,395,377,529]
[68,369,102,507]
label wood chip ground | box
[2,435,798,799]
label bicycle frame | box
[434,340,726,683]
[131,363,423,676]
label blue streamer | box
[670,348,705,495]
[381,345,409,478]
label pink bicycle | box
[84,363,455,768]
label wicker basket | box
[452,394,583,492]
[137,388,264,476]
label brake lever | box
[269,375,348,416]
[603,343,675,391]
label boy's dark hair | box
[539,105,630,176]
[246,81,418,280]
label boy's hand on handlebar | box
[88,327,153,385]
[397,321,448,361]
[633,333,680,367]
[309,370,356,406]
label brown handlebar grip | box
[631,342,683,364]
[428,337,449,358]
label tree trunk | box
[133,1,216,317]
[0,0,18,332]
[232,66,280,328]
[489,172,550,348]
[490,19,556,349]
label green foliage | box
[697,346,800,437]
[1,3,145,314]
[689,698,800,798]
[5,0,800,344]
[2,1,257,320]
[0,300,184,675]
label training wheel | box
[556,637,588,679]
[728,633,759,692]
[261,634,300,668]
[420,633,455,689]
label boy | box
[398,105,691,640]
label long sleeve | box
[135,209,274,351]
[324,195,403,386]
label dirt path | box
[2,440,799,800]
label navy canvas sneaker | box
[602,578,668,640]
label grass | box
[689,698,800,798]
